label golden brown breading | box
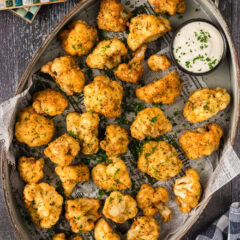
[92,157,132,190]
[53,234,82,240]
[138,141,182,181]
[65,198,100,233]
[97,0,131,32]
[15,106,55,147]
[66,112,100,155]
[59,20,99,56]
[130,107,172,140]
[136,71,183,104]
[174,169,201,213]
[148,55,171,71]
[41,56,85,96]
[83,75,123,118]
[103,191,138,223]
[184,88,231,123]
[86,38,128,70]
[127,14,171,51]
[55,164,90,197]
[24,183,63,228]
[44,134,80,166]
[18,156,44,183]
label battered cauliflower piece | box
[130,107,172,140]
[24,183,63,228]
[53,233,82,240]
[174,169,202,213]
[41,56,85,96]
[103,191,138,223]
[18,156,44,183]
[94,218,120,240]
[136,71,183,104]
[32,89,68,116]
[100,124,129,157]
[138,141,182,181]
[127,14,171,51]
[15,106,55,147]
[65,198,100,233]
[92,157,132,190]
[55,164,90,197]
[136,184,172,222]
[179,122,223,160]
[184,88,231,123]
[86,38,128,70]
[66,112,100,155]
[44,134,80,166]
[59,20,99,56]
[127,216,160,240]
[84,75,123,118]
[97,0,132,32]
[148,55,171,71]
[114,45,147,84]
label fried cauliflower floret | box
[53,234,83,240]
[184,88,231,123]
[148,55,171,71]
[127,216,160,240]
[15,106,55,147]
[55,164,90,197]
[138,141,182,181]
[32,89,68,116]
[136,184,172,222]
[59,20,99,56]
[174,169,201,213]
[130,107,172,140]
[24,183,63,228]
[65,198,100,233]
[103,191,138,223]
[92,157,132,190]
[41,56,85,96]
[97,0,131,32]
[18,156,44,183]
[94,218,121,240]
[44,134,80,166]
[127,14,171,51]
[136,71,183,104]
[84,75,123,118]
[66,112,100,155]
[86,38,128,70]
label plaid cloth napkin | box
[196,202,240,240]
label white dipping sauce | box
[173,21,224,73]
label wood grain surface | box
[0,0,239,239]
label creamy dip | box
[173,21,224,73]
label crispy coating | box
[59,20,99,56]
[65,198,100,233]
[32,89,68,116]
[138,141,182,181]
[179,122,223,160]
[103,191,138,223]
[174,169,201,213]
[136,70,183,104]
[92,157,132,190]
[55,164,90,197]
[97,0,131,32]
[136,184,172,222]
[15,106,55,147]
[127,14,171,51]
[24,183,63,228]
[18,156,44,183]
[148,55,171,71]
[184,88,231,123]
[84,75,123,118]
[44,134,80,166]
[130,107,172,140]
[53,233,83,240]
[66,112,100,155]
[41,56,85,96]
[86,38,128,70]
[127,216,160,240]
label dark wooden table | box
[0,0,239,239]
